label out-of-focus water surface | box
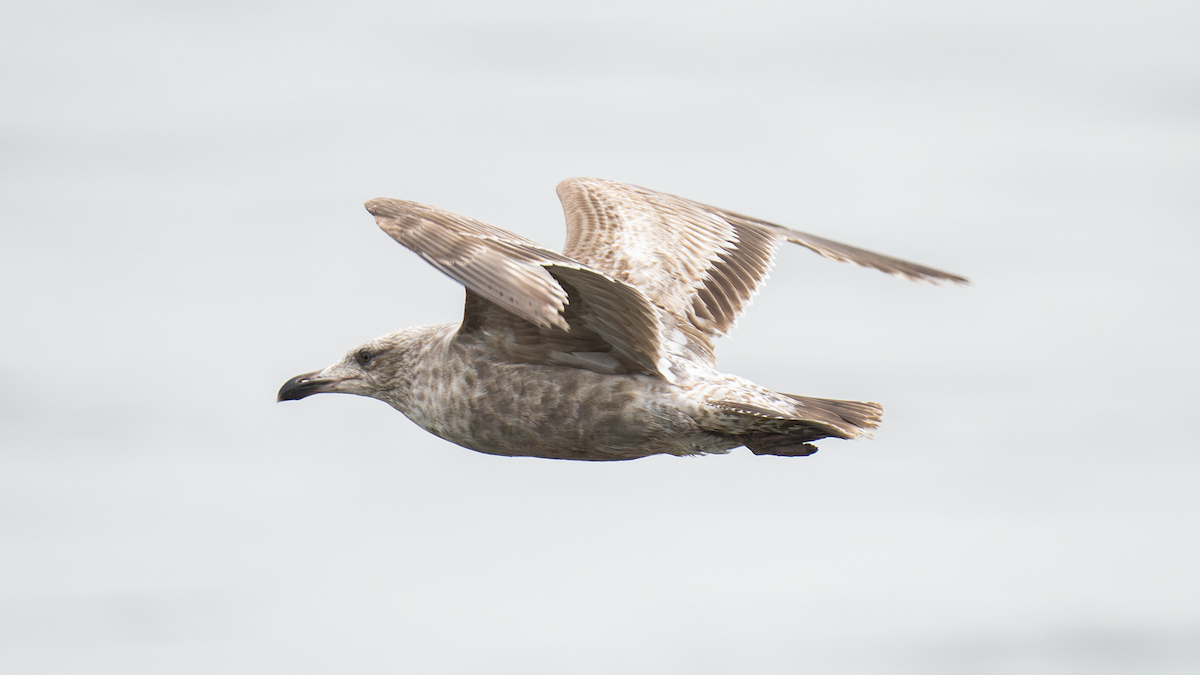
[2,1,1198,673]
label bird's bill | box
[277,370,342,402]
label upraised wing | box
[365,197,664,376]
[557,178,968,359]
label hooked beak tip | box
[277,371,336,402]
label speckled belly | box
[400,360,737,461]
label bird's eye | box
[356,350,375,367]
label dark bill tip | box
[277,371,336,402]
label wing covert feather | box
[365,197,664,376]
[368,198,572,330]
[557,178,967,348]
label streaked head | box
[277,325,446,409]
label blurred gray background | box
[2,0,1198,673]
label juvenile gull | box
[278,178,967,461]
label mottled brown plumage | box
[278,178,966,460]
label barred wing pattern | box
[366,181,966,383]
[557,178,968,362]
[366,198,664,376]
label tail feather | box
[706,392,883,456]
[778,393,883,435]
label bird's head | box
[277,325,445,410]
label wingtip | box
[914,269,971,286]
[932,270,971,286]
[364,197,393,216]
[555,177,596,199]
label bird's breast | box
[397,349,719,460]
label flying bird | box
[278,178,966,460]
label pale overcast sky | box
[2,1,1198,673]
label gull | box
[278,178,966,461]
